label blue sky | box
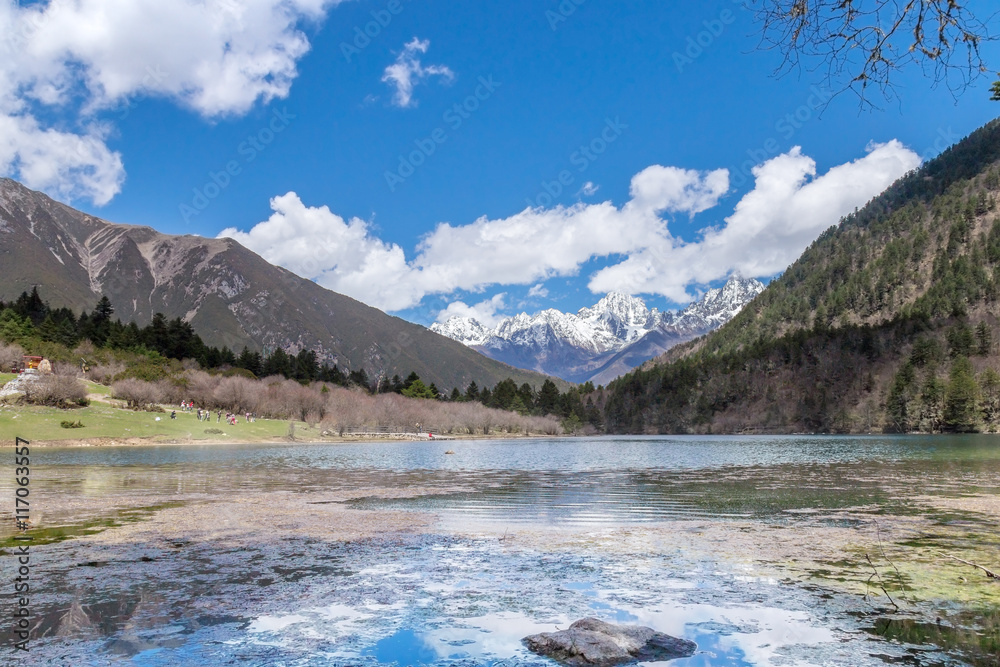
[2,0,998,326]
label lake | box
[3,435,999,666]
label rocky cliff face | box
[432,276,764,384]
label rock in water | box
[523,617,696,666]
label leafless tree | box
[181,370,220,407]
[24,371,88,407]
[112,378,165,411]
[273,380,326,421]
[88,361,126,385]
[0,342,23,373]
[749,0,998,105]
[318,386,563,436]
[214,376,259,414]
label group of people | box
[219,411,255,426]
[168,401,256,426]
[195,408,217,422]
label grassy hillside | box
[603,117,1000,434]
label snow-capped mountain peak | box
[432,316,492,346]
[670,276,765,332]
[431,275,765,383]
[578,292,648,321]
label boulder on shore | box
[523,617,696,666]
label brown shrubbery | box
[111,378,168,411]
[108,369,562,435]
[88,361,127,385]
[0,341,23,372]
[20,368,88,407]
[318,388,560,436]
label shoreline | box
[0,432,566,448]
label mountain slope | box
[603,117,1000,434]
[0,178,565,391]
[433,276,763,384]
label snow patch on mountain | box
[432,276,765,382]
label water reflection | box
[8,436,999,532]
[4,436,999,665]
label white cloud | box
[0,113,124,205]
[221,143,920,312]
[435,294,507,327]
[0,0,342,204]
[219,192,424,312]
[579,181,599,196]
[381,37,454,108]
[527,284,549,299]
[588,141,921,300]
[625,165,730,216]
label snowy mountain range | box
[432,276,765,385]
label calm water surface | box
[6,435,1000,666]
[26,434,1000,524]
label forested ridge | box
[602,117,1000,434]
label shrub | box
[60,420,85,429]
[112,378,166,411]
[318,386,562,436]
[73,341,97,356]
[214,376,262,413]
[0,341,23,372]
[114,362,170,382]
[222,367,257,380]
[88,361,126,385]
[21,372,88,407]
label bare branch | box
[943,553,999,580]
[864,553,901,610]
[747,0,999,107]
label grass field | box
[0,403,316,443]
[0,378,317,443]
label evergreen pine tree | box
[537,380,560,415]
[979,367,1000,428]
[464,381,480,402]
[975,322,993,356]
[944,357,981,432]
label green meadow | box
[0,378,313,444]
